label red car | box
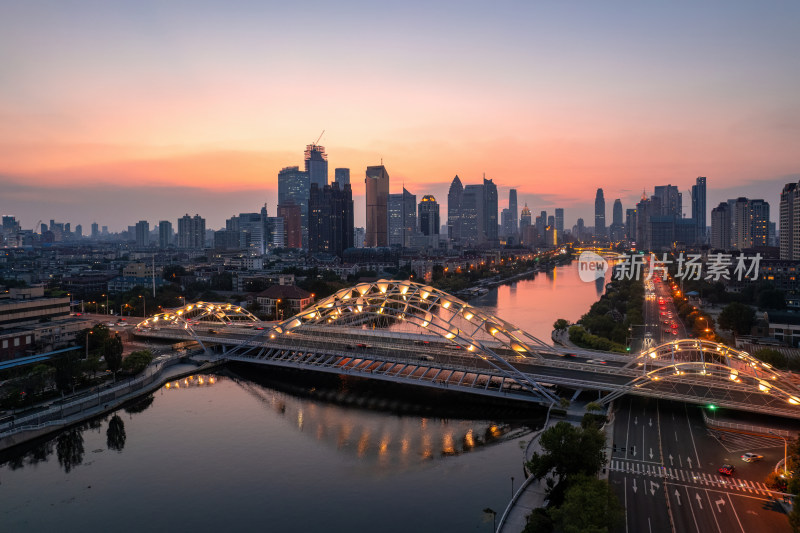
[719,464,735,476]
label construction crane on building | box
[313,130,325,146]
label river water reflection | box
[0,261,609,532]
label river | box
[0,261,610,532]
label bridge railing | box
[701,411,794,438]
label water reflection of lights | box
[233,379,536,470]
[164,375,218,390]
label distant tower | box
[158,220,173,249]
[334,168,350,186]
[447,176,463,245]
[135,220,149,248]
[508,189,518,238]
[781,180,800,260]
[304,143,328,188]
[692,177,707,243]
[365,165,390,247]
[418,195,440,236]
[594,189,606,238]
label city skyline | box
[1,2,798,230]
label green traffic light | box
[708,404,717,410]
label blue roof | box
[0,345,83,370]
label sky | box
[1,0,799,231]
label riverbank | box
[0,354,221,452]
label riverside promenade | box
[0,352,218,451]
[496,401,615,532]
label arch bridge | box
[135,280,800,418]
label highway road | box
[609,396,792,533]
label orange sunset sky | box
[1,1,798,230]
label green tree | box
[106,415,127,452]
[122,350,153,375]
[162,264,187,282]
[718,302,755,335]
[104,335,124,377]
[523,508,553,533]
[549,475,624,533]
[753,348,788,369]
[553,319,569,331]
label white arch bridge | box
[135,280,800,419]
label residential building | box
[158,220,173,249]
[278,166,310,245]
[177,214,206,250]
[692,177,707,243]
[781,181,800,260]
[277,203,302,249]
[135,220,149,248]
[308,182,354,257]
[387,188,416,248]
[710,202,732,250]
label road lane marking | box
[625,397,632,459]
[684,403,702,468]
[684,485,701,533]
[705,490,723,533]
[624,476,629,533]
[727,492,746,533]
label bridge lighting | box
[463,311,474,320]
[441,299,451,309]
[789,397,800,405]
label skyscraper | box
[609,199,625,241]
[388,187,416,248]
[158,221,173,249]
[520,204,533,245]
[278,166,310,246]
[554,208,564,236]
[625,208,636,242]
[135,220,149,248]
[277,203,302,249]
[509,189,518,238]
[309,181,354,257]
[594,189,606,238]
[447,176,463,245]
[653,185,682,217]
[91,222,99,240]
[304,144,328,188]
[177,214,205,250]
[483,177,498,244]
[749,199,770,248]
[365,165,390,247]
[780,181,800,260]
[692,177,707,243]
[418,195,440,236]
[461,184,485,246]
[334,168,350,186]
[710,202,731,251]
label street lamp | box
[770,430,789,477]
[276,299,281,320]
[179,295,186,307]
[139,294,146,318]
[85,330,93,360]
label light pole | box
[511,476,515,498]
[102,293,109,315]
[85,330,93,360]
[770,430,789,477]
[276,299,281,321]
[179,295,186,307]
[139,294,146,318]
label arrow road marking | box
[649,418,653,427]
[634,416,638,425]
[649,448,654,460]
[687,457,693,469]
[715,498,726,512]
[669,454,674,466]
[674,489,682,506]
[695,493,703,509]
[650,481,660,496]
[632,478,638,493]
[631,446,636,457]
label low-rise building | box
[255,285,314,317]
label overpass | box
[134,280,800,419]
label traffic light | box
[708,404,717,411]
[626,346,631,352]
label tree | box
[162,264,187,282]
[753,348,788,369]
[523,508,553,533]
[718,302,755,335]
[526,422,606,506]
[549,475,624,533]
[553,319,569,331]
[122,350,153,375]
[106,415,126,452]
[104,335,124,376]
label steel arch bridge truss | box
[137,302,259,328]
[604,339,800,411]
[224,279,561,404]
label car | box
[208,329,219,334]
[564,353,577,357]
[741,453,764,462]
[255,326,265,330]
[718,464,735,476]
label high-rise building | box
[576,218,585,241]
[278,166,310,246]
[135,220,149,248]
[334,168,350,186]
[692,177,707,243]
[74,224,82,239]
[554,208,564,236]
[461,184,485,246]
[653,185,682,217]
[309,182,354,257]
[780,181,800,260]
[520,204,533,245]
[749,199,770,248]
[500,209,513,239]
[365,165,390,247]
[388,188,416,248]
[483,177,498,244]
[509,189,518,238]
[304,144,328,188]
[612,199,623,226]
[636,195,653,250]
[710,202,731,251]
[625,208,636,242]
[91,222,99,240]
[594,189,606,238]
[418,195,440,236]
[277,203,302,249]
[227,212,266,254]
[177,214,205,250]
[158,221,173,249]
[447,176,463,245]
[609,199,625,241]
[732,197,770,249]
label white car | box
[741,453,764,462]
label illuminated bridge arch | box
[137,302,259,329]
[227,279,561,403]
[608,339,800,407]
